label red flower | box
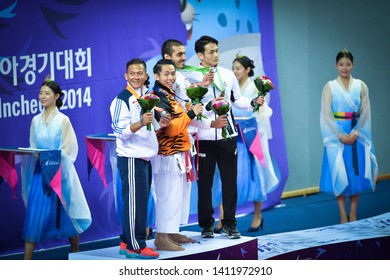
[211,99,231,140]
[186,83,208,120]
[253,76,274,112]
[137,93,160,130]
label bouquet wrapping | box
[186,83,208,120]
[137,93,160,131]
[253,76,274,112]
[211,99,231,141]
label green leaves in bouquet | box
[137,93,160,130]
[186,83,208,120]
[253,76,274,112]
[211,99,231,140]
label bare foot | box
[168,233,195,244]
[349,214,357,222]
[340,215,348,224]
[145,226,153,240]
[69,236,80,252]
[154,233,184,251]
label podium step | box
[69,231,258,260]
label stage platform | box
[69,231,258,260]
[257,212,390,259]
[69,213,390,260]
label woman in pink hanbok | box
[320,49,378,224]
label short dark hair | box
[233,55,255,77]
[126,58,147,71]
[194,35,218,54]
[161,39,184,57]
[153,59,176,75]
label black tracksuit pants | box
[197,137,238,228]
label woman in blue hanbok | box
[320,49,378,224]
[214,55,279,232]
[21,77,91,259]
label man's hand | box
[131,112,153,133]
[212,97,225,104]
[141,112,153,126]
[158,113,171,128]
[211,115,228,128]
[192,103,203,116]
[201,69,214,87]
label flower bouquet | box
[137,93,160,130]
[211,99,231,140]
[253,76,274,112]
[186,83,208,120]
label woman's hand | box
[347,133,358,144]
[253,95,265,106]
[339,134,357,145]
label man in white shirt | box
[110,58,170,258]
[185,36,265,239]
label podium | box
[69,231,258,260]
[85,133,124,224]
[85,133,116,188]
[257,212,390,260]
[0,147,61,198]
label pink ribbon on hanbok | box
[249,132,265,167]
[40,150,63,203]
[237,118,266,167]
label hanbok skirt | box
[320,118,374,196]
[22,162,78,243]
[211,126,268,207]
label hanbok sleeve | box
[60,117,78,162]
[231,76,253,111]
[351,81,372,145]
[29,118,36,148]
[255,100,273,139]
[320,82,346,145]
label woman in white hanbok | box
[214,55,279,232]
[320,50,378,224]
[21,77,91,259]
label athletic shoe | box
[222,225,241,239]
[201,225,214,238]
[119,242,127,255]
[125,247,159,259]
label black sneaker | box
[222,225,241,239]
[201,225,214,238]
